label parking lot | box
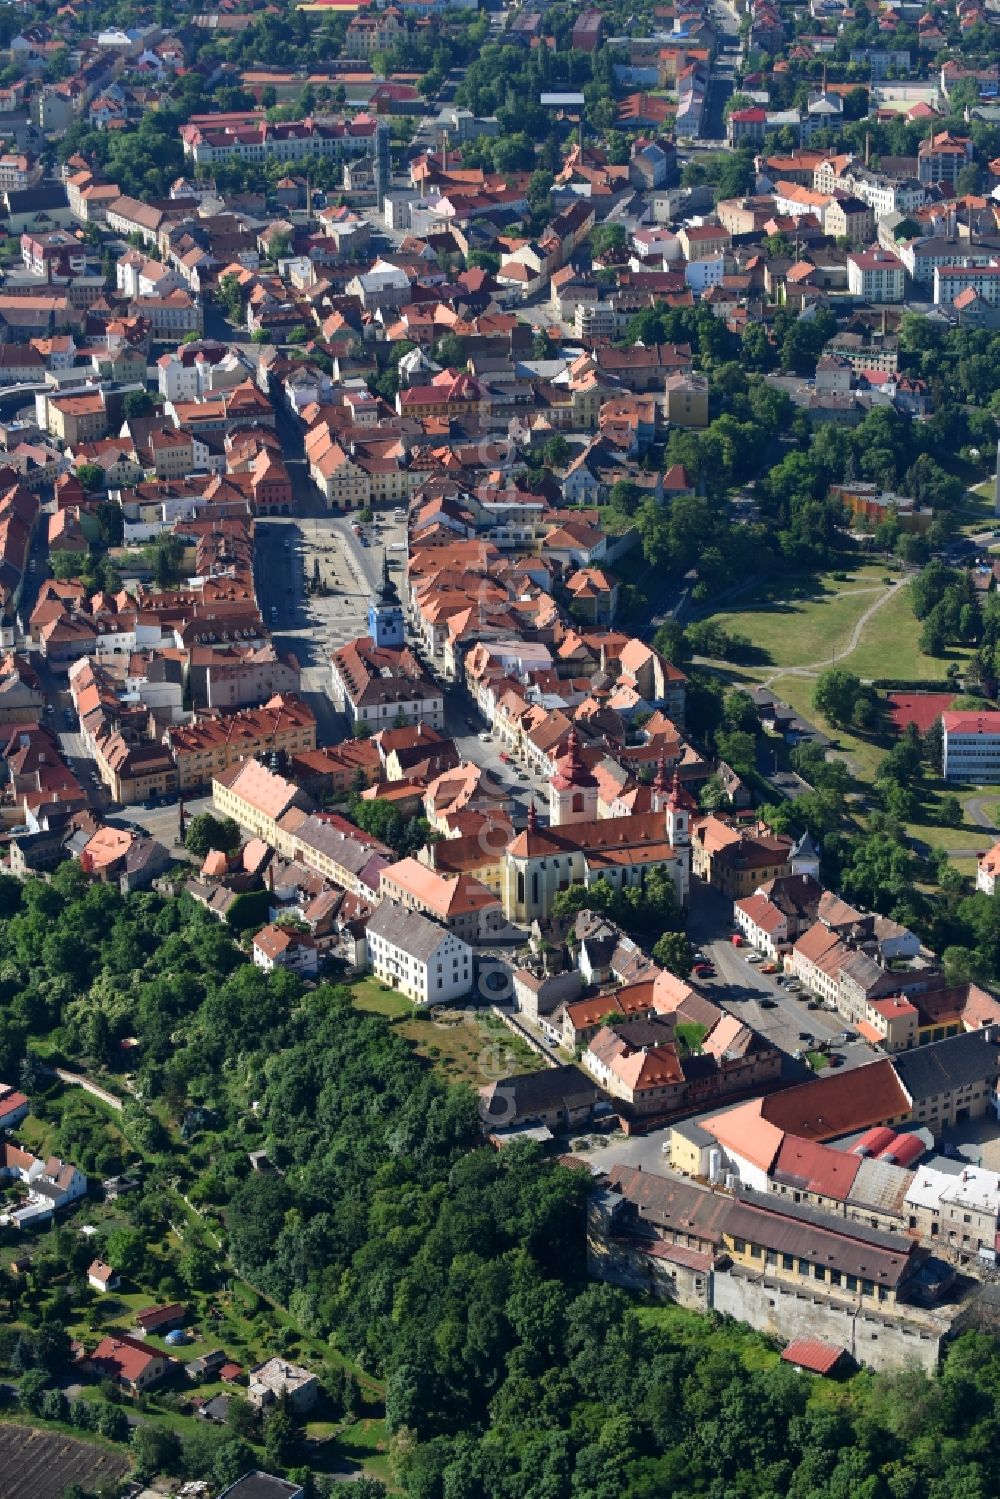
[688,879,876,1073]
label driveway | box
[965,794,999,833]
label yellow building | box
[721,1195,918,1310]
[664,372,709,428]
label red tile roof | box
[91,1334,170,1383]
[943,709,1000,735]
[772,1135,862,1200]
[760,1058,910,1141]
[781,1338,846,1375]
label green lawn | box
[17,1111,60,1159]
[956,481,998,536]
[349,977,413,1019]
[846,584,972,682]
[702,564,897,673]
[331,1415,393,1483]
[903,786,1000,872]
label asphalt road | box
[109,793,216,846]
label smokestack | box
[865,130,870,167]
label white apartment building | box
[837,168,925,219]
[934,262,1000,308]
[847,247,905,301]
[898,236,997,287]
[366,900,473,1006]
[942,709,1000,783]
[684,252,726,292]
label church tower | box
[549,726,598,826]
[651,752,671,813]
[665,770,691,904]
[791,830,821,880]
[368,553,404,649]
[665,770,690,849]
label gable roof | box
[772,1135,862,1200]
[608,1162,732,1243]
[761,1059,911,1142]
[366,899,458,961]
[892,1029,1000,1104]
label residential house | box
[246,1357,319,1414]
[89,1335,175,1394]
[252,923,318,975]
[664,372,709,427]
[87,1260,120,1293]
[365,900,474,1005]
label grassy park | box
[703,563,900,673]
[846,583,974,681]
